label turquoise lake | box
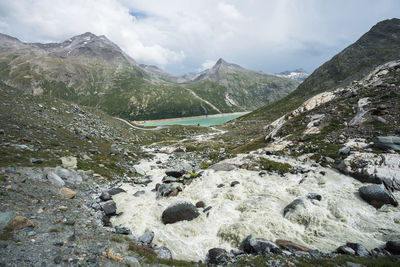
[139,113,248,127]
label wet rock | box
[133,177,152,185]
[386,240,400,255]
[168,188,179,197]
[217,184,225,188]
[47,172,65,187]
[283,199,304,216]
[133,166,146,176]
[207,248,229,264]
[203,206,212,213]
[101,200,117,216]
[275,239,310,252]
[60,156,77,169]
[157,183,180,198]
[161,201,200,224]
[209,163,236,171]
[346,242,370,257]
[241,235,281,255]
[373,136,400,151]
[115,225,131,235]
[162,176,177,183]
[165,170,183,178]
[54,256,62,264]
[100,191,112,201]
[195,201,206,208]
[133,190,145,197]
[231,181,240,187]
[336,245,355,255]
[60,187,77,199]
[359,184,398,208]
[154,247,172,259]
[339,146,351,155]
[108,187,126,195]
[139,231,154,245]
[30,158,43,164]
[5,216,34,230]
[306,193,322,201]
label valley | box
[0,17,400,267]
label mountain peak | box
[216,58,226,65]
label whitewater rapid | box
[111,150,400,261]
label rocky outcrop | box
[207,248,229,265]
[161,201,200,224]
[241,235,281,255]
[374,136,400,151]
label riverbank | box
[133,112,249,124]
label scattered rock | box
[133,190,145,197]
[339,146,351,155]
[100,191,112,201]
[5,216,34,230]
[108,187,126,195]
[60,156,77,169]
[60,187,77,199]
[165,171,183,178]
[373,136,400,151]
[161,201,200,224]
[115,225,131,235]
[283,199,305,216]
[139,231,154,245]
[275,239,309,252]
[359,184,398,208]
[133,166,146,176]
[47,172,65,187]
[162,176,177,183]
[241,235,281,255]
[336,245,356,255]
[30,158,43,164]
[386,240,400,255]
[157,183,180,198]
[203,206,212,213]
[231,181,240,187]
[124,256,140,266]
[217,184,225,188]
[133,177,152,185]
[101,200,117,216]
[209,163,236,171]
[195,201,206,208]
[154,247,172,259]
[346,242,370,257]
[306,193,322,201]
[207,248,229,264]
[55,167,82,184]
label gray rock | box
[359,184,398,208]
[55,167,82,184]
[242,235,281,255]
[339,147,351,155]
[386,240,400,255]
[133,190,145,197]
[139,231,154,245]
[165,170,184,178]
[374,136,400,151]
[47,172,65,187]
[283,199,305,216]
[154,247,172,259]
[209,163,236,171]
[157,183,179,198]
[30,158,43,164]
[195,201,206,208]
[162,176,177,183]
[336,245,356,255]
[110,143,120,155]
[124,256,140,266]
[231,181,240,187]
[166,162,192,177]
[346,242,370,257]
[108,187,126,195]
[100,191,112,201]
[133,177,152,185]
[346,262,362,267]
[101,200,117,216]
[306,193,322,201]
[115,225,131,235]
[161,201,200,224]
[0,211,15,231]
[133,166,146,176]
[207,248,229,264]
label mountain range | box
[0,32,299,120]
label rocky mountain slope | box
[0,33,297,120]
[225,18,400,151]
[276,69,309,82]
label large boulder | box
[374,136,400,151]
[108,187,126,195]
[207,248,229,265]
[161,201,200,224]
[47,172,65,187]
[346,242,370,257]
[5,216,34,230]
[139,231,154,245]
[60,156,77,169]
[209,163,236,172]
[241,235,281,255]
[275,239,310,252]
[154,247,172,259]
[359,184,398,208]
[55,167,82,184]
[101,200,117,216]
[386,240,400,255]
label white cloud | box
[0,0,399,74]
[199,59,217,72]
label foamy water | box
[111,151,400,261]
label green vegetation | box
[0,230,13,241]
[259,158,292,173]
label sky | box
[0,0,399,75]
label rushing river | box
[111,149,400,261]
